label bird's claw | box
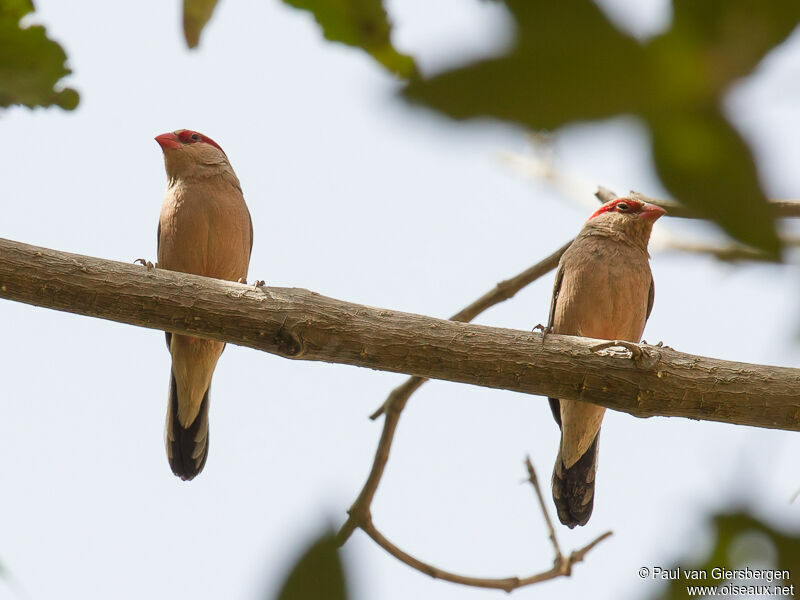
[642,340,672,350]
[134,258,155,270]
[591,340,643,360]
[238,277,266,289]
[532,323,553,342]
[591,340,662,369]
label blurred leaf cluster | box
[0,0,77,109]
[650,510,799,600]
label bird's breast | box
[158,178,251,281]
[554,245,651,342]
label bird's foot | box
[590,340,643,359]
[591,340,662,369]
[134,258,155,270]
[238,277,266,289]
[532,323,553,341]
[642,339,673,350]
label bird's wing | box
[548,264,565,331]
[156,221,172,350]
[646,275,654,321]
[248,207,254,258]
[547,264,565,427]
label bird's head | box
[155,129,230,181]
[585,197,666,248]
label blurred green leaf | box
[183,0,219,48]
[274,529,348,600]
[0,0,79,109]
[0,0,33,20]
[651,510,799,600]
[283,0,417,79]
[405,0,800,256]
[651,109,778,254]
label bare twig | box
[660,237,800,262]
[336,389,410,544]
[627,190,800,219]
[595,186,617,204]
[524,456,563,560]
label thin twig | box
[336,391,410,544]
[595,186,617,204]
[525,456,563,560]
[627,190,800,219]
[660,237,800,262]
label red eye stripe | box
[174,129,226,155]
[588,198,643,220]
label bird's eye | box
[616,202,629,212]
[191,133,201,141]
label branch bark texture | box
[1,237,799,432]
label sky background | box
[2,0,800,598]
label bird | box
[546,197,665,527]
[154,129,253,480]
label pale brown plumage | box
[155,129,253,480]
[547,198,665,527]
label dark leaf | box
[651,510,799,600]
[0,0,33,20]
[283,0,417,78]
[651,109,779,256]
[183,0,219,48]
[405,0,644,128]
[667,0,800,94]
[0,1,79,109]
[274,529,347,600]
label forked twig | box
[341,458,612,592]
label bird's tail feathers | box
[166,370,210,481]
[552,434,599,528]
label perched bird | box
[547,197,665,527]
[155,129,253,480]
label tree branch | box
[1,237,799,431]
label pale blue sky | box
[2,1,800,598]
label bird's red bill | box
[155,132,181,151]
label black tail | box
[552,434,599,528]
[165,370,210,481]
